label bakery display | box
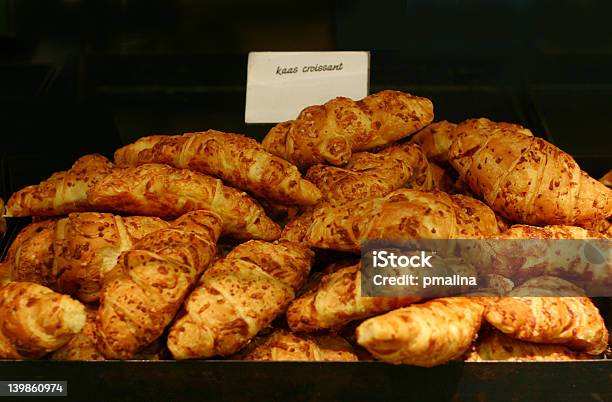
[262,90,434,168]
[114,130,322,206]
[0,90,609,366]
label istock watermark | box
[360,239,611,298]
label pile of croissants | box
[0,90,610,366]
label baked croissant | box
[0,282,86,359]
[243,330,358,361]
[114,130,322,206]
[409,120,459,164]
[0,219,57,288]
[167,240,313,359]
[448,118,612,226]
[51,308,104,361]
[305,143,433,206]
[294,189,502,253]
[484,276,609,354]
[465,327,590,362]
[54,213,169,302]
[5,154,114,217]
[262,90,434,168]
[287,264,419,332]
[97,210,222,359]
[356,297,485,367]
[87,163,280,241]
[466,224,610,287]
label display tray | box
[0,139,610,402]
[0,360,609,402]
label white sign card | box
[245,51,370,123]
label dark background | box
[0,0,611,195]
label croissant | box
[409,120,459,163]
[287,264,418,332]
[465,327,590,362]
[87,163,280,240]
[50,308,104,361]
[54,213,169,302]
[262,90,434,168]
[296,189,502,253]
[5,154,114,217]
[114,131,322,206]
[305,143,433,206]
[484,276,609,354]
[0,220,57,288]
[356,297,485,367]
[448,118,612,226]
[167,240,313,359]
[0,282,86,359]
[97,210,222,359]
[465,224,610,287]
[243,330,358,361]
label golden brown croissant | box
[484,276,609,354]
[465,224,610,287]
[54,213,169,302]
[262,90,434,168]
[465,327,590,362]
[0,282,86,359]
[296,189,501,253]
[305,143,433,206]
[449,118,612,226]
[356,297,484,366]
[243,330,358,361]
[97,210,222,359]
[167,240,313,359]
[409,120,459,163]
[88,163,280,240]
[114,131,322,206]
[50,308,104,361]
[5,154,114,217]
[0,219,58,288]
[287,264,419,332]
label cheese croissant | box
[287,264,419,332]
[295,189,501,253]
[262,90,434,168]
[6,154,114,217]
[466,328,590,362]
[167,240,313,359]
[409,120,459,164]
[114,131,322,206]
[97,210,222,359]
[466,224,610,287]
[484,276,609,354]
[244,330,358,362]
[0,282,86,359]
[54,212,169,302]
[305,143,433,206]
[356,297,485,367]
[51,308,104,361]
[448,118,612,226]
[0,219,57,288]
[88,163,280,240]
